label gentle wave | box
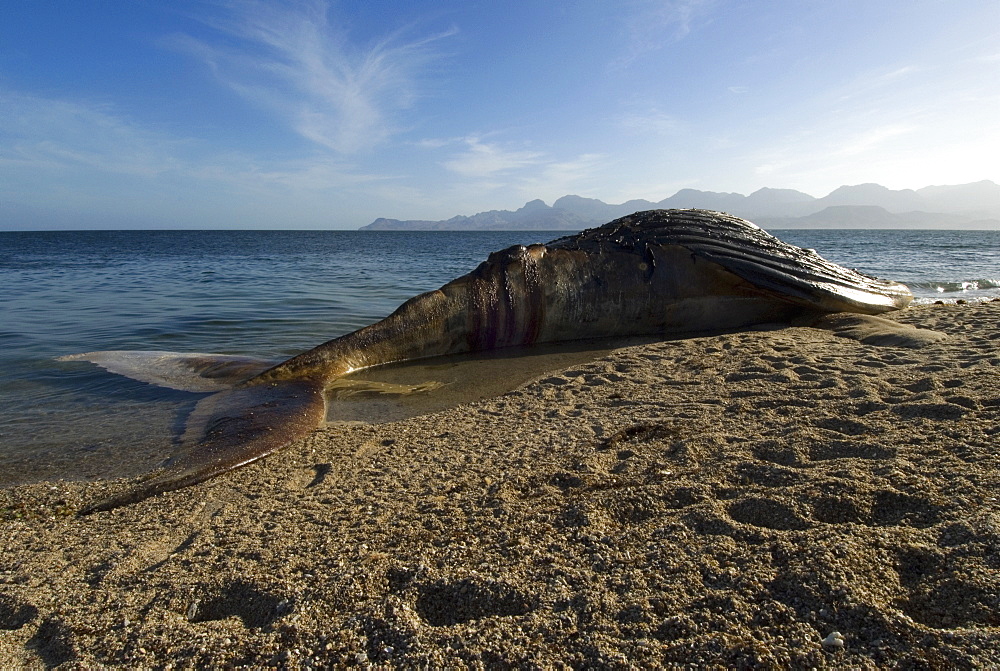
[908,278,1000,305]
[909,278,1000,293]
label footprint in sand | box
[813,417,876,437]
[185,579,291,629]
[731,462,803,488]
[895,544,1000,628]
[753,442,805,467]
[413,577,534,627]
[891,402,968,420]
[24,618,76,668]
[811,493,868,524]
[869,490,944,528]
[902,577,1000,628]
[807,440,896,461]
[0,594,38,631]
[726,497,811,531]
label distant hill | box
[365,199,587,231]
[361,180,1000,230]
[757,206,1000,230]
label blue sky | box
[2,1,998,229]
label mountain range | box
[362,180,1000,230]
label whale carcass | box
[62,209,944,513]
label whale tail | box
[64,350,448,513]
[78,375,327,514]
[58,351,327,514]
[56,350,279,392]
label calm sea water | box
[1,228,998,487]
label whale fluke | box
[57,351,277,392]
[79,378,326,514]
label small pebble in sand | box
[822,631,845,650]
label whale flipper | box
[801,313,948,348]
[57,351,277,392]
[79,378,326,514]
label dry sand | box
[2,302,999,669]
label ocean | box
[1,227,998,487]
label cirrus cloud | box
[440,136,545,178]
[168,0,456,154]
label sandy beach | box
[1,301,998,668]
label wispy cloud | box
[831,124,917,158]
[833,65,919,105]
[617,109,681,135]
[539,153,605,186]
[191,153,387,194]
[644,0,713,40]
[748,112,946,194]
[440,136,544,178]
[513,153,607,203]
[613,0,715,68]
[415,134,605,204]
[0,87,393,205]
[169,0,455,154]
[0,90,185,177]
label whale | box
[61,209,945,513]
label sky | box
[2,1,999,230]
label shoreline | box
[2,302,999,667]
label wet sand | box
[2,302,999,668]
